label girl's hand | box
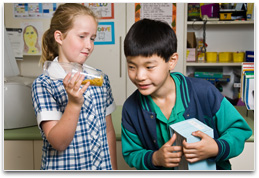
[42,72,90,151]
[152,133,182,168]
[183,130,219,163]
[63,72,90,106]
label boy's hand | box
[183,130,218,163]
[152,133,182,168]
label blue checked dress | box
[31,62,116,170]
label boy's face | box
[127,54,178,97]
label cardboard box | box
[187,32,197,62]
[186,48,197,62]
[187,32,197,48]
[170,118,216,170]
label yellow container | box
[206,52,217,62]
[220,13,232,20]
[219,52,232,62]
[197,52,205,62]
[233,52,245,62]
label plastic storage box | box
[233,52,245,62]
[245,51,254,62]
[219,52,232,62]
[219,12,232,20]
[206,52,217,62]
[201,3,219,18]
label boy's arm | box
[106,114,117,170]
[121,125,159,170]
[183,98,252,163]
[213,98,252,161]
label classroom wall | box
[4,3,55,77]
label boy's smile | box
[127,54,176,97]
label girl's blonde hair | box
[39,3,98,66]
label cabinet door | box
[230,142,254,170]
[33,140,43,170]
[86,3,126,106]
[4,140,34,170]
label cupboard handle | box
[119,36,122,78]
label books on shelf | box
[241,62,254,110]
[194,71,223,78]
[193,71,230,83]
[247,3,254,21]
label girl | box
[31,3,117,170]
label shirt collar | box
[147,73,185,123]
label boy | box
[121,19,252,170]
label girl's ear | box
[54,30,63,45]
[169,53,179,71]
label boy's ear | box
[169,53,178,71]
[54,30,63,45]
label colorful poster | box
[135,3,176,32]
[95,22,115,45]
[13,3,57,18]
[83,3,114,19]
[42,3,57,17]
[21,22,43,55]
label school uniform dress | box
[31,58,116,170]
[121,72,252,170]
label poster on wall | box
[20,22,43,55]
[13,3,57,18]
[83,3,114,19]
[95,22,115,45]
[135,3,176,32]
[6,28,23,60]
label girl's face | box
[57,15,97,64]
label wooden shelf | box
[187,21,254,25]
[186,62,243,67]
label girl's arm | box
[106,114,117,170]
[42,72,90,151]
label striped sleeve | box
[121,125,160,170]
[213,98,252,161]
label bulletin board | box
[135,3,177,32]
[4,3,53,58]
[13,3,57,18]
[4,3,116,59]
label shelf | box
[186,62,243,67]
[187,21,254,25]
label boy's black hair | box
[124,18,177,62]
